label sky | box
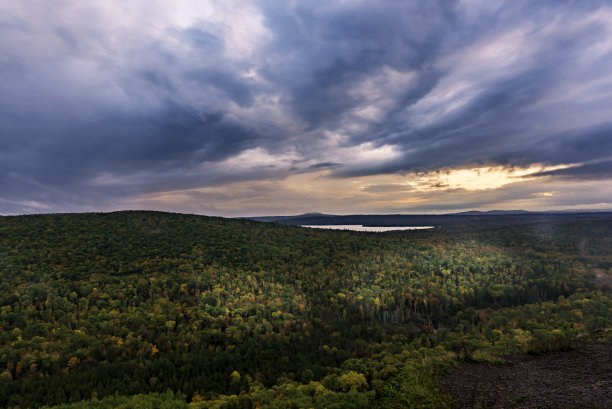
[1,0,612,216]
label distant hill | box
[249,212,335,222]
[452,210,532,215]
[247,210,612,227]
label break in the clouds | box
[1,0,612,215]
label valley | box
[0,211,609,408]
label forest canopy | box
[0,211,610,408]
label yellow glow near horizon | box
[131,163,581,215]
[420,163,572,191]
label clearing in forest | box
[441,343,612,409]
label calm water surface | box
[301,225,434,232]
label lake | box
[300,225,434,232]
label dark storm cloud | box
[0,101,262,190]
[1,0,612,214]
[317,1,612,176]
[307,162,341,170]
[257,0,460,129]
[530,160,612,181]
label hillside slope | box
[0,211,610,408]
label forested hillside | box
[0,211,610,408]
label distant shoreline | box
[301,225,434,232]
[250,211,612,228]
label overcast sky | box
[1,0,612,216]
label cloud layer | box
[1,0,611,215]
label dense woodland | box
[0,211,610,408]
